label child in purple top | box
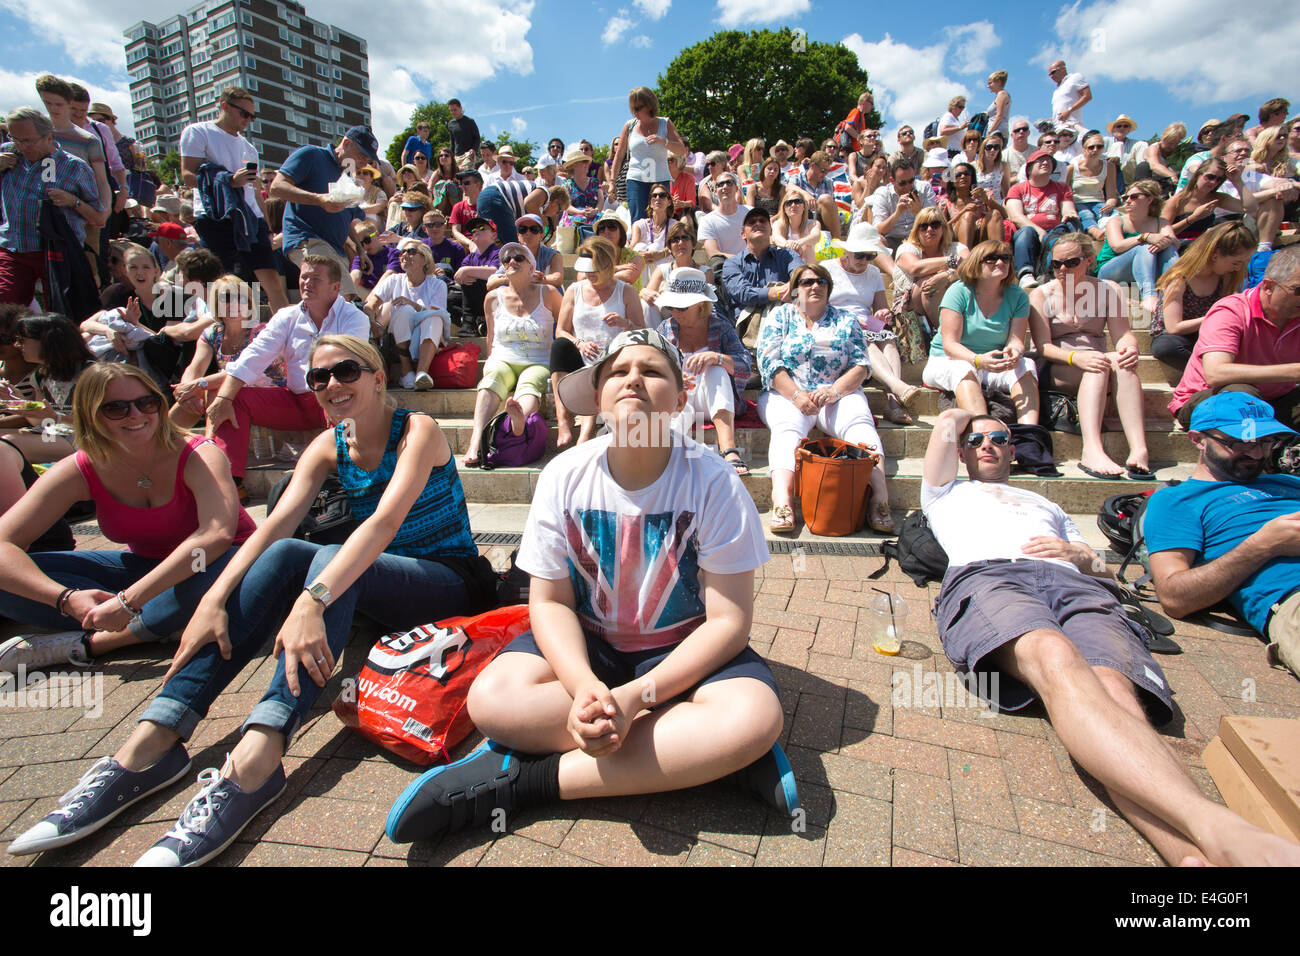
[454,217,502,326]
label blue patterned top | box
[757,303,870,391]
[334,408,477,560]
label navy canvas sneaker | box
[133,762,287,867]
[733,743,801,817]
[386,739,522,844]
[6,743,192,855]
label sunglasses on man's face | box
[516,224,542,234]
[99,394,162,420]
[963,430,1011,448]
[501,253,530,265]
[306,359,374,392]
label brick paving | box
[2,545,1298,867]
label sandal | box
[770,505,795,534]
[721,447,750,477]
[868,501,895,534]
[462,452,482,469]
[884,401,914,426]
[898,385,921,409]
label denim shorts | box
[503,629,779,698]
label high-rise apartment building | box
[124,0,371,169]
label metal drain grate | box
[766,540,885,556]
[472,532,524,547]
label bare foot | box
[505,398,526,436]
[576,416,597,445]
[462,445,482,468]
[556,417,575,449]
[1079,452,1125,478]
[1196,810,1300,866]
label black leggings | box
[550,337,586,375]
[1149,332,1196,374]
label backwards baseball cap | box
[1189,392,1298,441]
[557,328,684,417]
[343,125,380,162]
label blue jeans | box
[1012,226,1043,276]
[0,548,240,642]
[1097,244,1179,299]
[1075,202,1104,233]
[625,178,670,227]
[476,186,519,244]
[139,539,470,742]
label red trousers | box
[216,387,326,478]
[0,249,46,306]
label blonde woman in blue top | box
[756,262,892,534]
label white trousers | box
[389,305,448,359]
[758,388,881,473]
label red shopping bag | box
[333,604,529,765]
[428,342,481,389]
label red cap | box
[1026,149,1057,169]
[148,222,188,241]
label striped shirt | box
[0,147,99,252]
[334,408,478,561]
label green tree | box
[386,101,455,169]
[494,130,538,168]
[656,28,874,150]
[152,150,182,186]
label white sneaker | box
[414,371,435,391]
[398,372,416,390]
[0,631,91,674]
[1018,273,1039,290]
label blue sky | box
[0,0,1291,155]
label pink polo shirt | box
[1169,287,1300,413]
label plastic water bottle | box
[869,589,908,656]
[249,427,274,463]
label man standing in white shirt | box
[1048,60,1091,129]
[923,406,1300,867]
[204,256,369,481]
[180,87,288,311]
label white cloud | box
[631,34,653,49]
[842,31,977,152]
[0,0,126,69]
[1039,0,1293,103]
[943,22,1000,76]
[715,0,809,28]
[602,14,635,46]
[633,0,671,18]
[510,116,527,135]
[0,67,134,134]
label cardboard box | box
[1217,715,1300,839]
[1202,736,1299,840]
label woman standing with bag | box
[756,262,893,535]
[608,87,686,225]
[6,335,491,865]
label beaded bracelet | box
[55,587,76,616]
[116,591,142,618]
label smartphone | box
[245,162,258,172]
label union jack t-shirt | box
[517,434,768,652]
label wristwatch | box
[305,582,333,608]
[196,378,208,390]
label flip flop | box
[770,505,795,534]
[1126,466,1158,481]
[720,448,750,477]
[1078,464,1123,480]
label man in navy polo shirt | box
[1147,392,1300,677]
[269,125,378,297]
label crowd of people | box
[1,63,1300,868]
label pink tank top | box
[75,436,257,559]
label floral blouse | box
[757,303,870,391]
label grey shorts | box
[935,559,1173,725]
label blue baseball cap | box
[1189,392,1298,440]
[343,125,380,162]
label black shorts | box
[503,629,779,698]
[193,216,277,275]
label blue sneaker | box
[734,743,800,817]
[133,762,287,867]
[6,744,192,856]
[386,740,520,844]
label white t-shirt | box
[178,121,262,220]
[1051,73,1089,124]
[941,111,967,152]
[697,204,751,257]
[517,434,769,652]
[921,479,1085,570]
[371,272,448,312]
[824,259,885,322]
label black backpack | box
[923,118,940,140]
[875,510,949,587]
[265,472,357,545]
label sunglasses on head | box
[1051,256,1083,270]
[99,394,162,420]
[964,430,1011,448]
[305,359,374,392]
[501,253,530,264]
[982,253,1012,264]
[516,224,542,234]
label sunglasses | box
[784,198,805,205]
[1201,175,1225,184]
[669,235,693,243]
[225,103,256,121]
[1207,431,1282,454]
[99,394,162,420]
[1122,193,1146,202]
[918,221,942,230]
[963,430,1011,448]
[1013,127,1030,134]
[983,144,1001,151]
[305,359,375,392]
[797,276,828,288]
[398,248,420,256]
[850,252,877,261]
[516,224,543,234]
[501,253,530,264]
[954,172,973,179]
[896,177,916,187]
[650,193,670,200]
[982,253,1012,264]
[1051,256,1083,270]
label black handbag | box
[266,473,357,545]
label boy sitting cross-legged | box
[386,328,798,842]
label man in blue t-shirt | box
[400,122,433,167]
[269,125,378,296]
[1146,391,1300,676]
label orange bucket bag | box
[794,436,881,536]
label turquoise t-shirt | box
[930,282,1030,357]
[1144,475,1300,634]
